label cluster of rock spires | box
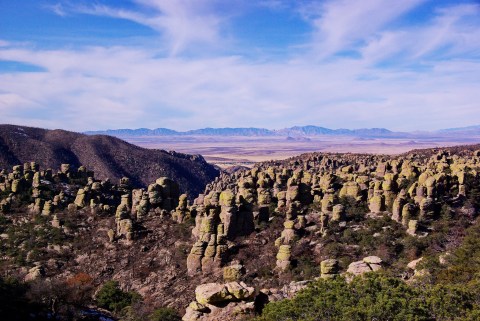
[2,146,480,320]
[0,162,185,243]
[185,149,479,278]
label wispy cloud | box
[301,0,426,58]
[1,1,480,131]
[49,3,67,17]
[0,39,479,131]
[55,0,227,56]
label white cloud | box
[49,3,67,17]
[301,0,426,58]
[1,2,480,131]
[0,40,479,131]
[65,0,226,56]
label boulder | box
[363,256,382,265]
[320,259,339,279]
[347,261,372,275]
[194,281,254,306]
[195,283,232,305]
[223,264,245,282]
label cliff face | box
[0,124,219,196]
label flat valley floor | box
[121,135,480,169]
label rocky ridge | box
[0,124,219,196]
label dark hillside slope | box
[0,124,219,196]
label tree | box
[65,272,94,305]
[96,280,141,313]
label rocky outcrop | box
[0,124,219,196]
[183,282,255,321]
[321,259,339,279]
[347,256,383,276]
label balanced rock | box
[320,259,339,279]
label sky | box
[0,0,479,132]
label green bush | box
[256,274,480,321]
[149,307,181,321]
[96,280,141,313]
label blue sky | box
[0,0,479,131]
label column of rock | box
[131,189,143,218]
[286,177,301,220]
[276,191,287,212]
[339,181,362,201]
[116,194,133,241]
[419,197,435,222]
[391,190,406,222]
[415,172,430,205]
[31,198,44,214]
[187,241,206,275]
[190,192,220,273]
[425,176,436,199]
[235,178,255,236]
[74,188,89,208]
[257,174,272,223]
[275,220,297,247]
[156,177,180,211]
[219,189,237,239]
[173,194,189,223]
[0,170,7,192]
[331,204,345,222]
[369,180,385,214]
[276,245,292,272]
[88,181,104,211]
[42,200,53,216]
[136,194,150,220]
[382,173,397,210]
[456,171,466,197]
[148,182,163,214]
[320,259,339,279]
[214,224,228,267]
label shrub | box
[256,273,480,321]
[96,280,141,313]
[149,307,181,321]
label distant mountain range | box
[438,125,480,133]
[85,125,480,138]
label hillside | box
[0,125,219,196]
[1,143,480,320]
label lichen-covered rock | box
[51,215,60,228]
[332,204,345,221]
[347,261,372,275]
[276,245,292,271]
[42,200,53,216]
[321,259,339,279]
[117,218,133,241]
[347,256,383,276]
[407,219,418,236]
[192,281,255,318]
[369,193,385,213]
[24,265,45,282]
[223,264,245,282]
[195,283,231,305]
[187,241,206,275]
[363,256,382,265]
[74,189,87,208]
